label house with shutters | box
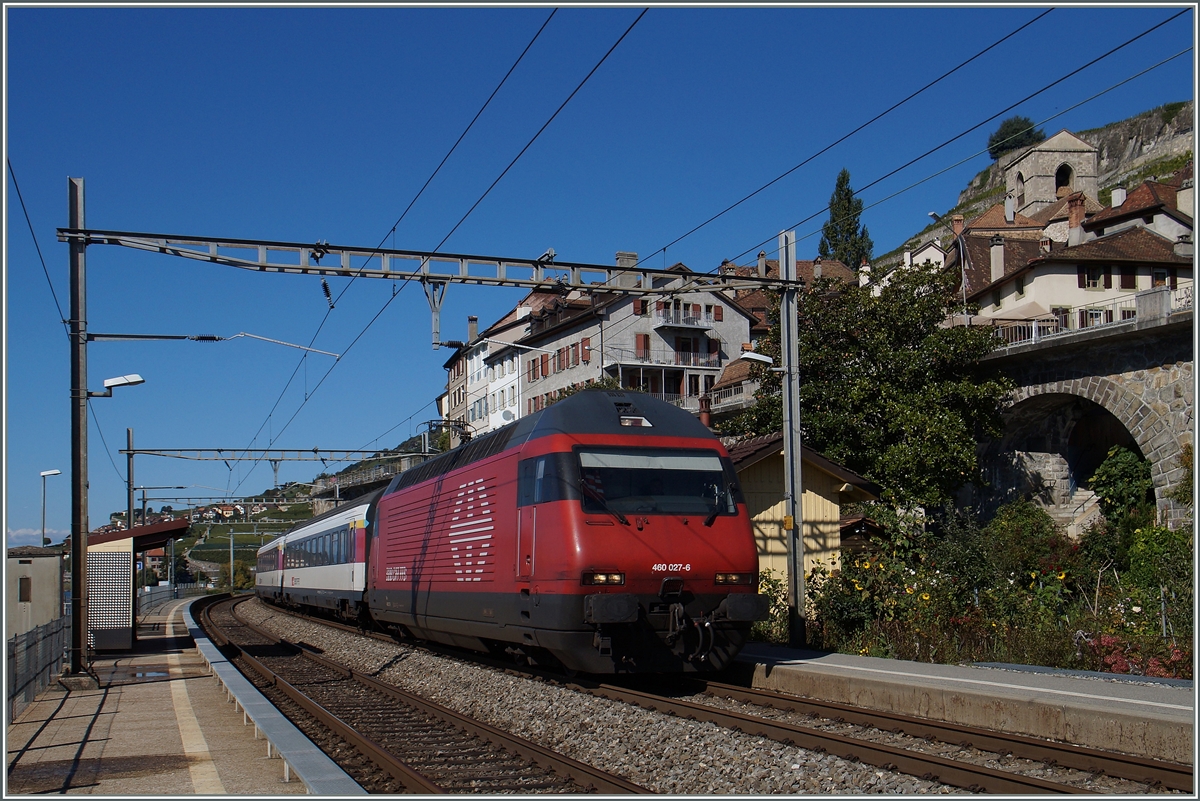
[515,259,758,415]
[942,160,1193,339]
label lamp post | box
[733,230,805,647]
[40,469,61,544]
[929,211,968,317]
[67,170,147,678]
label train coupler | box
[592,632,613,656]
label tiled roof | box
[7,546,62,558]
[965,202,1044,235]
[725,257,853,327]
[958,225,1189,301]
[952,234,1049,299]
[724,431,881,498]
[712,358,753,390]
[1086,181,1180,228]
[1035,225,1191,264]
[1028,193,1103,225]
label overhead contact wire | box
[638,9,1054,268]
[728,9,1191,265]
[230,11,560,491]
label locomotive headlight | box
[582,571,625,586]
[714,573,752,585]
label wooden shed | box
[726,433,880,578]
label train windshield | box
[576,447,741,517]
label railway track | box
[678,678,1193,793]
[199,596,648,794]
[239,598,1192,795]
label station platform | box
[4,597,346,795]
[733,643,1195,765]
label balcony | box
[605,345,721,369]
[652,311,712,331]
[616,381,760,413]
[990,283,1192,347]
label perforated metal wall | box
[87,551,132,650]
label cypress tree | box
[818,168,873,272]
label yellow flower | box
[1057,571,1066,580]
[905,586,914,594]
[863,562,872,570]
[853,581,863,591]
[1030,571,1038,579]
[920,592,930,601]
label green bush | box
[803,498,1192,679]
[750,569,791,645]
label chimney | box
[1175,234,1193,258]
[903,249,912,267]
[1040,236,1051,254]
[467,315,478,343]
[1068,193,1085,246]
[1112,186,1127,207]
[952,214,964,238]
[1004,193,1015,224]
[757,251,767,277]
[614,251,639,288]
[990,235,1005,284]
[1177,178,1193,220]
[698,395,712,429]
[860,256,869,273]
[813,256,822,280]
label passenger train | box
[256,390,769,673]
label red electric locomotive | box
[365,390,768,673]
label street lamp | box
[929,211,968,316]
[89,374,145,398]
[40,469,62,544]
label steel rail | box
[297,646,650,795]
[237,648,447,794]
[218,597,649,794]
[689,678,1192,792]
[248,599,1131,794]
[199,597,443,793]
[572,681,1093,795]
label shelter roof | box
[88,517,191,551]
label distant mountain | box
[879,100,1194,266]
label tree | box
[722,260,1011,508]
[818,168,873,272]
[987,115,1046,160]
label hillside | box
[878,100,1194,266]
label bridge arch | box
[977,320,1192,530]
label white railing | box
[1173,284,1193,312]
[710,381,760,408]
[654,312,709,327]
[605,346,721,368]
[993,291,1141,346]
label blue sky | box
[5,5,1195,546]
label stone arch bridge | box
[973,291,1192,531]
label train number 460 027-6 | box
[651,563,691,572]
